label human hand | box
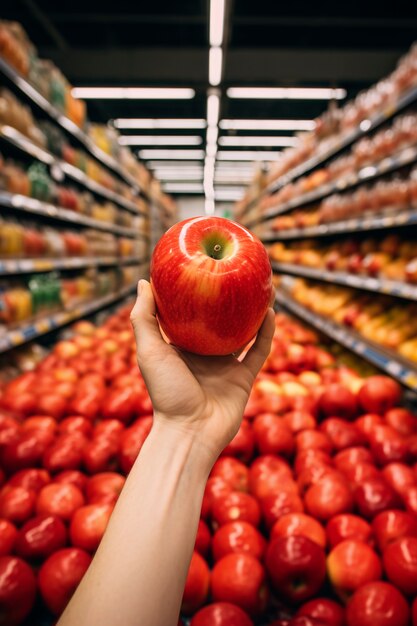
[130,279,275,466]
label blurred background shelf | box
[274,289,417,392]
[272,262,417,301]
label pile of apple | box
[0,309,417,625]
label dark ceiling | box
[2,1,417,196]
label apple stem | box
[213,244,221,253]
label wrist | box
[147,417,215,480]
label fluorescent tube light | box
[72,87,195,99]
[119,135,202,146]
[206,143,218,157]
[205,198,215,214]
[217,151,279,160]
[139,150,205,160]
[114,118,206,129]
[147,161,203,168]
[153,172,203,181]
[209,47,223,87]
[226,87,346,100]
[220,119,316,131]
[210,0,225,46]
[206,126,219,145]
[219,136,298,147]
[162,183,204,193]
[207,94,220,127]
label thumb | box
[130,280,165,363]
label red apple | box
[190,602,254,626]
[211,491,261,529]
[385,408,417,436]
[266,535,326,603]
[355,477,401,519]
[211,458,249,492]
[38,547,91,615]
[212,521,266,561]
[294,450,332,475]
[195,519,211,557]
[181,551,210,615]
[341,462,380,485]
[8,468,50,493]
[333,447,373,473]
[150,216,272,355]
[356,413,383,437]
[326,514,373,548]
[382,462,416,495]
[297,598,345,626]
[69,504,113,552]
[372,509,417,551]
[53,470,87,493]
[221,420,255,462]
[0,486,36,524]
[320,418,365,450]
[86,472,125,506]
[37,483,85,521]
[249,455,293,500]
[346,581,409,626]
[296,430,333,454]
[327,539,382,601]
[261,488,304,528]
[283,411,316,433]
[404,486,417,514]
[211,553,268,616]
[0,519,17,556]
[253,414,295,457]
[383,536,417,595]
[305,476,353,521]
[358,376,402,414]
[271,513,326,548]
[15,514,67,561]
[0,556,37,625]
[319,385,358,420]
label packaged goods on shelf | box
[287,278,417,362]
[269,234,417,285]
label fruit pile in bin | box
[0,304,416,626]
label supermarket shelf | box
[0,190,144,239]
[0,281,140,354]
[0,125,144,216]
[267,84,417,196]
[272,262,417,301]
[274,289,417,392]
[0,255,147,276]
[256,144,417,225]
[261,208,417,241]
[0,56,142,194]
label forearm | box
[58,422,212,626]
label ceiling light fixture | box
[138,150,205,160]
[147,161,203,168]
[220,119,316,131]
[205,198,215,214]
[209,47,223,87]
[206,126,219,145]
[226,87,346,100]
[209,0,225,46]
[162,183,204,193]
[119,135,202,146]
[152,172,203,181]
[219,136,298,147]
[72,87,195,99]
[207,93,220,127]
[217,151,279,161]
[113,118,206,129]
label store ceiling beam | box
[43,48,402,83]
[22,0,68,50]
